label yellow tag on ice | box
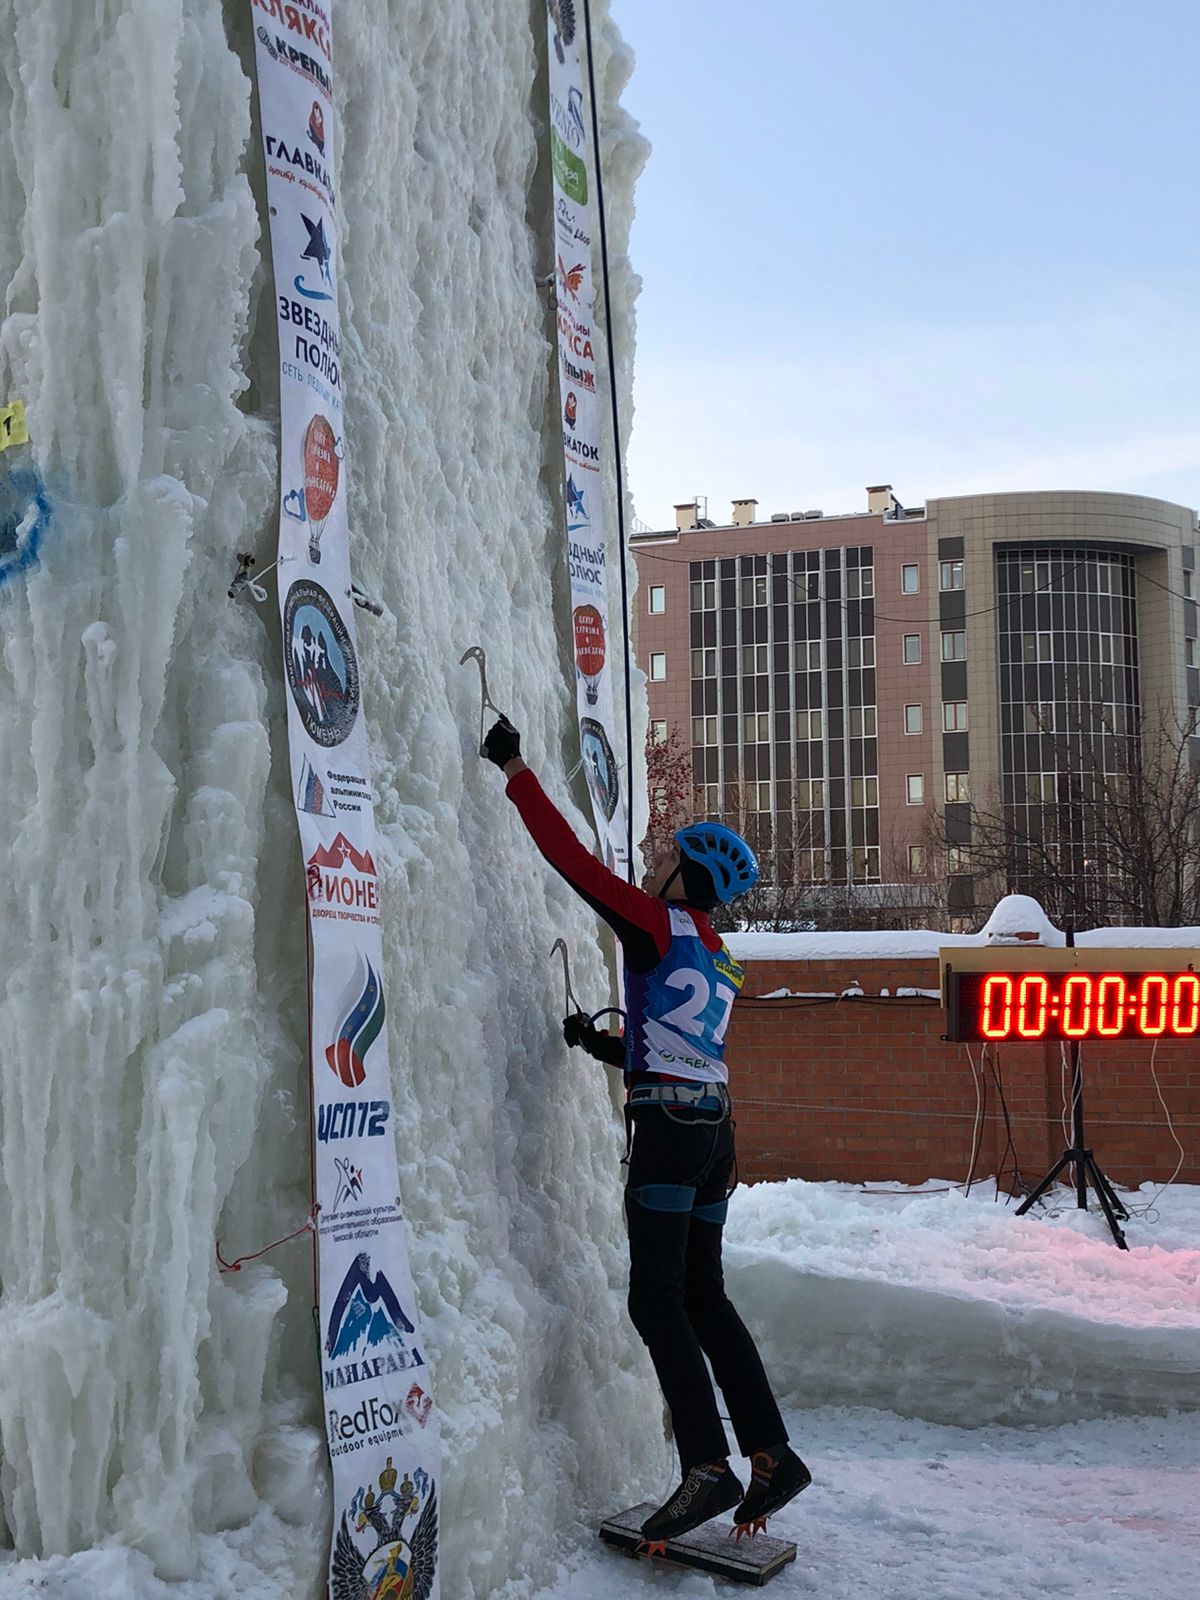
[0,399,29,452]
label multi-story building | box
[633,487,1199,925]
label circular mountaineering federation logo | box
[284,579,360,747]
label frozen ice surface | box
[0,0,656,1595]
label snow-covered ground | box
[529,1179,1200,1600]
[2,1178,1195,1598]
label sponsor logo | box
[263,131,334,207]
[573,604,605,706]
[551,127,587,205]
[307,98,326,156]
[556,307,593,362]
[556,195,590,247]
[404,1383,433,1428]
[563,432,599,468]
[565,473,589,532]
[548,0,577,62]
[331,1154,365,1215]
[563,390,577,431]
[580,717,619,822]
[560,349,595,393]
[317,1099,390,1143]
[296,211,333,301]
[550,86,585,152]
[325,951,386,1088]
[325,1251,423,1383]
[306,832,378,919]
[297,753,335,817]
[569,534,604,587]
[284,580,359,746]
[715,949,746,991]
[329,1462,438,1597]
[557,254,585,301]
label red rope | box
[216,1204,321,1274]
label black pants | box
[625,1104,786,1473]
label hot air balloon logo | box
[303,413,341,564]
[573,604,605,706]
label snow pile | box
[0,3,656,1597]
[724,1180,1200,1426]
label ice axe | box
[459,645,507,757]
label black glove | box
[563,1011,594,1049]
[483,715,521,768]
[563,1012,626,1067]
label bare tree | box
[931,712,1200,928]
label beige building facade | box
[633,487,1199,923]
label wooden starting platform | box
[599,1502,797,1586]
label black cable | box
[581,0,636,881]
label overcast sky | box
[608,0,1200,532]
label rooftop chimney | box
[674,500,698,532]
[731,497,757,527]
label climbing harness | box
[459,645,507,756]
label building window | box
[1024,702,1055,733]
[747,780,771,811]
[943,700,968,732]
[1027,772,1059,803]
[1187,638,1197,668]
[908,845,925,874]
[1022,632,1053,663]
[691,715,716,745]
[948,844,970,873]
[941,630,966,661]
[649,652,666,681]
[847,567,875,600]
[903,634,921,664]
[797,709,823,740]
[901,564,920,594]
[1190,706,1200,737]
[848,636,875,668]
[804,639,822,670]
[797,778,825,808]
[849,705,877,738]
[690,578,716,610]
[742,643,769,675]
[651,719,668,744]
[904,703,923,735]
[906,774,925,805]
[945,771,969,803]
[850,776,878,807]
[692,647,716,678]
[743,712,770,743]
[741,574,768,607]
[1184,570,1195,600]
[694,783,720,816]
[648,584,666,614]
[1020,558,1052,594]
[799,847,827,880]
[651,786,668,817]
[939,559,964,591]
[852,845,881,881]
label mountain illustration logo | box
[325,952,386,1088]
[565,474,588,531]
[326,1252,420,1365]
[283,580,360,748]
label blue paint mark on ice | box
[0,465,52,585]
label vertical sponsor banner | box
[546,1,631,879]
[247,5,440,1597]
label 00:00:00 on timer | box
[962,970,1200,1040]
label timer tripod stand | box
[1014,928,1129,1249]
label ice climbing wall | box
[0,2,654,1595]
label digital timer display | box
[947,969,1200,1042]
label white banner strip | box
[247,4,440,1596]
[546,0,631,879]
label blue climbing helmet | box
[674,822,759,904]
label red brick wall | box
[726,957,1200,1189]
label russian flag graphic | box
[325,953,386,1087]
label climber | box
[482,715,810,1542]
